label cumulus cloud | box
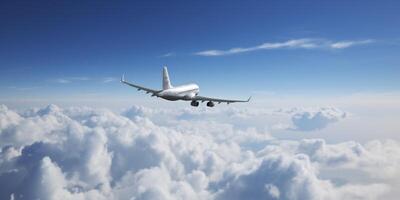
[285,107,347,131]
[195,38,374,56]
[296,139,400,179]
[0,104,398,200]
[216,153,389,200]
[37,156,107,200]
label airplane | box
[121,66,251,107]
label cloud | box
[195,38,374,56]
[264,184,280,199]
[216,153,389,200]
[296,139,400,179]
[2,86,41,91]
[330,39,374,49]
[53,77,90,84]
[70,77,90,81]
[0,104,398,199]
[288,107,347,131]
[160,52,176,57]
[37,156,107,200]
[53,77,120,84]
[102,77,118,83]
[55,78,71,84]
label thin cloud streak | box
[195,38,375,56]
[69,76,90,81]
[160,52,176,57]
[102,77,118,83]
[3,86,41,91]
[54,78,71,84]
[330,39,374,49]
[53,77,118,84]
[53,77,90,83]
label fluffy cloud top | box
[0,104,398,200]
[290,107,347,131]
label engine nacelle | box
[190,100,199,107]
[206,101,215,107]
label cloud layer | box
[0,104,398,200]
[195,38,374,56]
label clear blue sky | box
[1,0,399,102]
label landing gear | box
[190,100,199,107]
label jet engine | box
[190,100,199,107]
[206,101,215,107]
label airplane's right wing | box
[121,75,161,96]
[193,95,251,104]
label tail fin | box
[163,66,172,90]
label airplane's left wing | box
[121,75,161,96]
[193,95,251,104]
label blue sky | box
[1,0,400,105]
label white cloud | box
[216,153,389,200]
[0,104,398,200]
[102,77,118,83]
[264,184,280,199]
[296,139,400,179]
[37,156,108,200]
[70,77,90,81]
[160,52,176,57]
[289,107,347,131]
[53,76,121,84]
[53,77,90,84]
[195,38,374,56]
[330,39,374,49]
[55,78,71,84]
[2,86,41,91]
[0,105,21,130]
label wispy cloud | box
[53,76,119,84]
[102,77,118,83]
[4,86,41,91]
[160,52,176,57]
[69,77,90,81]
[53,77,90,84]
[330,39,374,49]
[55,78,71,84]
[195,38,375,56]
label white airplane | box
[121,66,251,107]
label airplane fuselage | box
[158,83,199,101]
[121,66,250,107]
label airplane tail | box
[163,66,173,89]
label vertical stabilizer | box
[163,66,172,89]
